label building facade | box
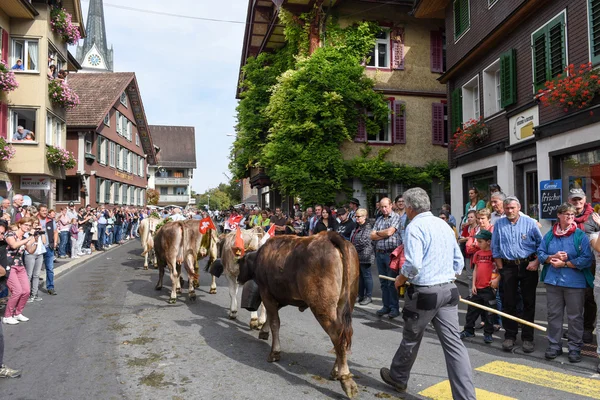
[239,0,449,213]
[415,0,600,229]
[65,72,156,208]
[147,125,196,208]
[0,0,85,207]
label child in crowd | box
[460,229,499,344]
[70,218,80,259]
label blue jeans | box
[122,222,129,238]
[58,231,69,257]
[113,225,122,243]
[97,224,106,249]
[43,248,55,290]
[376,251,399,311]
[359,263,373,299]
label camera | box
[33,229,43,237]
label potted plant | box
[46,145,76,169]
[452,117,489,150]
[0,61,18,93]
[48,79,80,110]
[50,7,81,45]
[0,137,16,162]
[537,62,600,113]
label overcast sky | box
[78,0,248,193]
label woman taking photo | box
[350,208,374,305]
[3,217,37,325]
[537,203,594,363]
[24,219,46,303]
[313,206,338,234]
[462,187,486,228]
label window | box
[9,108,37,143]
[104,113,110,126]
[101,138,107,164]
[116,111,122,135]
[488,0,498,7]
[56,177,80,202]
[461,75,480,122]
[135,132,139,146]
[366,30,390,69]
[120,92,128,107]
[127,151,132,173]
[483,60,501,117]
[109,141,115,167]
[129,186,134,205]
[47,45,66,78]
[175,187,186,196]
[11,38,39,71]
[139,158,144,177]
[133,155,138,175]
[54,119,63,146]
[160,187,168,195]
[589,0,600,64]
[114,183,120,204]
[85,139,92,154]
[116,145,121,169]
[123,149,128,172]
[122,115,128,137]
[122,184,128,204]
[105,180,111,204]
[355,100,405,144]
[173,170,184,178]
[454,0,470,40]
[45,113,64,146]
[96,177,104,203]
[366,106,391,143]
[127,121,132,141]
[532,12,566,92]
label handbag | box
[34,236,47,255]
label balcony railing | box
[155,177,190,185]
[158,195,190,203]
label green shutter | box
[532,28,548,91]
[500,49,517,108]
[96,178,102,204]
[548,14,566,78]
[97,136,102,160]
[451,88,463,132]
[590,0,600,64]
[454,0,470,39]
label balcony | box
[158,195,190,204]
[155,177,190,185]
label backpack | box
[540,228,593,287]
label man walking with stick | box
[380,188,475,399]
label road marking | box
[476,360,600,398]
[418,380,516,399]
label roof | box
[148,125,197,168]
[66,72,157,164]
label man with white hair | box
[169,208,186,221]
[10,194,24,223]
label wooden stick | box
[377,275,547,332]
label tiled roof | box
[149,125,197,168]
[66,72,134,127]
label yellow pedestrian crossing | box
[418,360,600,399]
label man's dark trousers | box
[499,260,538,341]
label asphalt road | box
[2,240,600,400]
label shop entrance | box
[515,161,539,220]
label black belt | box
[376,249,393,253]
[501,254,536,265]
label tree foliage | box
[195,180,242,211]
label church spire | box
[76,0,114,72]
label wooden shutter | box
[451,88,462,132]
[500,49,517,108]
[0,102,7,138]
[548,15,566,78]
[393,101,406,144]
[532,29,548,91]
[96,178,102,204]
[454,0,469,38]
[392,28,405,70]
[430,31,443,73]
[105,180,110,203]
[432,103,445,145]
[1,29,8,64]
[355,110,366,143]
[590,0,600,64]
[97,136,102,160]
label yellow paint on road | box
[418,380,516,400]
[476,360,600,398]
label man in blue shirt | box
[380,188,475,399]
[11,59,23,70]
[492,196,542,353]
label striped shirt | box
[372,211,402,251]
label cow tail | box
[176,222,186,265]
[328,232,353,351]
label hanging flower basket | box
[47,145,76,169]
[452,117,489,150]
[0,137,16,162]
[50,7,81,45]
[537,63,600,114]
[48,79,80,110]
[0,61,18,93]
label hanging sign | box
[540,180,562,220]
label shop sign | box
[20,176,51,191]
[509,106,539,146]
[115,171,134,181]
[540,180,562,220]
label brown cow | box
[237,231,360,398]
[154,220,218,303]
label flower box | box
[47,145,76,169]
[0,61,18,93]
[50,7,81,45]
[452,117,489,151]
[537,63,600,114]
[48,79,80,110]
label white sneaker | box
[71,256,80,259]
[33,296,42,302]
[2,317,19,325]
[27,297,34,304]
[77,252,85,256]
[14,314,29,322]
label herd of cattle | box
[137,216,361,398]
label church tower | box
[76,0,114,72]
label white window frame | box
[127,121,132,141]
[488,0,498,8]
[461,75,480,122]
[54,119,63,147]
[85,139,92,154]
[45,115,52,145]
[122,115,128,138]
[135,132,139,146]
[366,29,390,69]
[104,113,110,126]
[120,92,128,107]
[100,138,107,164]
[11,37,39,72]
[9,107,38,144]
[482,59,501,117]
[530,10,569,95]
[47,43,66,76]
[109,141,115,167]
[139,158,144,177]
[366,101,392,144]
[127,151,132,173]
[115,111,121,135]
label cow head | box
[237,251,258,284]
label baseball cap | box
[68,201,75,206]
[568,188,585,200]
[474,229,492,240]
[337,208,347,216]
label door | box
[523,163,539,220]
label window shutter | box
[97,136,102,160]
[0,102,7,138]
[500,48,517,108]
[430,31,443,73]
[105,180,110,203]
[532,29,548,91]
[96,178,102,204]
[392,28,405,70]
[355,111,367,143]
[454,0,469,38]
[451,88,463,132]
[548,15,566,78]
[1,29,8,63]
[590,0,600,64]
[393,101,406,144]
[432,103,445,145]
[116,145,121,169]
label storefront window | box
[560,147,600,212]
[464,169,496,210]
[56,177,80,202]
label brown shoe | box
[380,368,407,393]
[522,340,535,353]
[502,339,515,351]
